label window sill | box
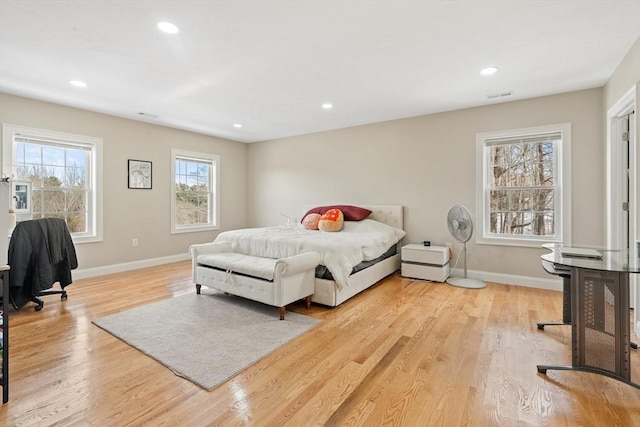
[172,225,219,234]
[72,235,103,244]
[476,236,565,248]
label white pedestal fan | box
[446,205,486,289]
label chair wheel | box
[61,293,68,300]
[537,324,545,330]
[34,304,43,311]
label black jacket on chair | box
[8,218,78,309]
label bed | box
[304,204,404,306]
[201,204,405,307]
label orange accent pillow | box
[318,209,344,232]
[302,213,321,230]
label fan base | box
[446,276,486,289]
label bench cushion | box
[197,253,277,281]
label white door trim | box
[606,87,635,249]
[606,85,637,334]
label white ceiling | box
[1,1,639,143]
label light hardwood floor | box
[1,261,639,426]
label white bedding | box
[213,219,406,288]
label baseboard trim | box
[74,253,191,279]
[449,268,562,291]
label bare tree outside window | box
[477,124,570,247]
[486,133,559,238]
[14,141,89,234]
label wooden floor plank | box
[1,261,639,426]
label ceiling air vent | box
[138,112,159,119]
[487,91,513,99]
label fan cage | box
[447,205,473,243]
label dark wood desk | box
[538,244,640,390]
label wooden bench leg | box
[196,284,201,294]
[279,306,285,320]
[306,295,312,309]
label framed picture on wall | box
[128,159,152,189]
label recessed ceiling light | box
[233,123,242,128]
[480,67,498,76]
[69,80,87,88]
[157,21,179,34]
[322,103,333,110]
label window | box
[2,124,103,243]
[171,149,219,233]
[476,123,571,247]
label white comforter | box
[213,219,406,288]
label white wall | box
[247,88,604,282]
[0,93,248,271]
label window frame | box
[475,123,572,247]
[2,124,103,244]
[171,148,220,234]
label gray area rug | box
[92,291,321,390]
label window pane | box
[489,165,507,187]
[508,189,532,211]
[67,190,86,211]
[66,149,86,168]
[174,155,213,228]
[490,145,509,166]
[512,212,533,235]
[41,146,65,166]
[532,189,554,211]
[66,166,86,188]
[489,189,507,212]
[13,139,91,235]
[490,211,509,234]
[8,127,101,241]
[483,130,561,240]
[23,144,41,164]
[41,167,65,187]
[197,207,208,223]
[31,189,42,213]
[43,189,66,214]
[67,212,87,234]
[196,194,208,209]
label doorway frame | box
[606,85,637,335]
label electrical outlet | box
[132,238,138,247]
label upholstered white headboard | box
[302,204,404,230]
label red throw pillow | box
[318,209,344,232]
[301,205,371,222]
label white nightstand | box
[401,244,450,282]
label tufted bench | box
[189,242,321,320]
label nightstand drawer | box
[401,244,448,265]
[401,262,450,282]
